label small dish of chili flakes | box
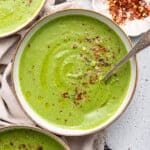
[92,0,150,36]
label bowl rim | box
[0,0,46,38]
[0,125,71,150]
[12,8,138,136]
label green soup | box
[0,0,44,35]
[19,15,131,130]
[0,128,66,150]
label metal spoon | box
[104,29,150,81]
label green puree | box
[19,15,131,130]
[0,128,66,150]
[0,0,43,35]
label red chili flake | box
[97,63,102,67]
[94,53,100,59]
[95,36,100,40]
[94,50,98,54]
[83,73,88,77]
[80,53,83,57]
[77,93,82,100]
[92,36,101,42]
[78,38,82,43]
[90,47,96,51]
[37,146,43,150]
[62,92,70,98]
[101,61,110,67]
[82,82,88,87]
[10,142,13,146]
[27,44,30,48]
[108,0,150,24]
[76,91,87,100]
[99,46,106,51]
[84,37,92,43]
[112,52,116,59]
[64,119,68,123]
[74,101,80,106]
[72,44,78,49]
[89,79,95,84]
[29,0,32,4]
[82,91,87,95]
[74,87,78,94]
[98,58,104,62]
[98,58,110,67]
[89,75,98,84]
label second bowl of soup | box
[0,0,45,38]
[0,126,70,150]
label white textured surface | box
[0,1,150,150]
[105,38,150,150]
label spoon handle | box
[132,29,150,53]
[104,29,150,81]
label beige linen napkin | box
[0,1,106,149]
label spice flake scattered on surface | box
[108,0,150,24]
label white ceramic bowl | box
[12,9,138,136]
[0,125,70,150]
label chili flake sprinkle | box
[61,35,113,103]
[108,0,150,24]
[61,92,70,98]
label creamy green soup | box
[0,0,44,35]
[0,128,66,150]
[19,15,131,130]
